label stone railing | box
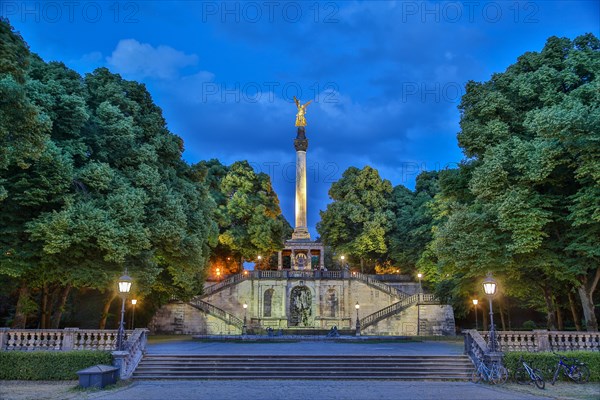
[189,298,244,329]
[257,270,286,279]
[0,327,131,351]
[112,328,148,379]
[360,293,439,329]
[0,327,148,379]
[352,272,409,300]
[286,270,316,279]
[464,329,488,364]
[202,273,248,297]
[321,271,342,279]
[481,330,600,352]
[369,274,413,282]
[201,271,415,302]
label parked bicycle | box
[471,359,508,384]
[514,355,545,389]
[549,353,590,385]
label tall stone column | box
[292,127,310,240]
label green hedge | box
[504,351,600,382]
[0,350,112,380]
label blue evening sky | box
[3,1,598,237]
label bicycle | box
[549,353,590,385]
[471,359,508,384]
[513,356,545,389]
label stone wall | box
[149,278,455,336]
[363,304,456,336]
[150,302,240,335]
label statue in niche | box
[289,286,312,327]
[327,289,337,318]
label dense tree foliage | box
[387,171,438,274]
[317,166,394,272]
[319,34,599,331]
[431,34,600,331]
[0,19,221,327]
[196,159,291,274]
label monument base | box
[291,227,310,240]
[278,239,325,271]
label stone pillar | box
[307,249,312,269]
[62,327,79,351]
[112,350,129,379]
[277,251,283,270]
[292,129,310,240]
[319,247,325,270]
[533,330,550,352]
[291,249,296,270]
[0,328,9,351]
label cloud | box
[106,39,199,80]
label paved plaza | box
[0,379,561,400]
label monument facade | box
[149,98,456,336]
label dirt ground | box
[501,382,600,400]
[0,380,130,400]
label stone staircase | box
[132,354,473,380]
[360,293,439,330]
[188,298,243,329]
[352,272,409,300]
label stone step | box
[137,363,471,368]
[139,355,470,361]
[137,360,472,366]
[133,354,472,380]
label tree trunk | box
[51,284,71,329]
[99,291,117,329]
[542,285,557,330]
[360,258,364,273]
[506,298,512,330]
[12,286,30,328]
[555,297,564,331]
[498,298,507,331]
[577,267,599,331]
[46,287,59,328]
[40,284,49,329]
[568,291,582,331]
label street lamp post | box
[116,271,132,351]
[417,273,423,294]
[355,302,361,336]
[242,303,248,335]
[482,273,498,352]
[130,299,137,330]
[472,299,479,330]
[257,255,262,270]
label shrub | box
[0,350,112,380]
[521,320,537,330]
[504,351,600,382]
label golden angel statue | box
[294,96,312,127]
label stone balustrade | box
[113,328,148,379]
[0,328,132,351]
[0,328,149,379]
[464,329,488,362]
[481,330,600,352]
